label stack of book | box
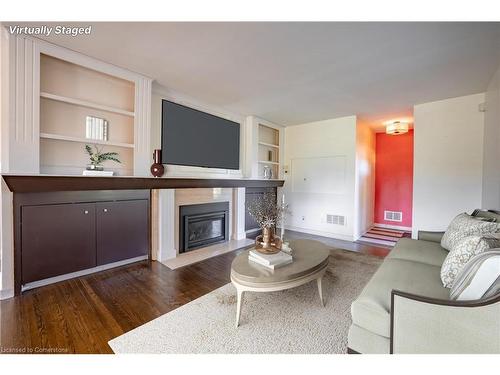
[248,249,293,270]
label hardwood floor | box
[0,231,388,354]
[284,230,392,257]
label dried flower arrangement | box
[247,192,286,229]
[247,192,289,253]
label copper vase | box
[255,227,282,254]
[262,227,272,248]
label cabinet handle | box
[84,210,89,215]
[103,208,108,213]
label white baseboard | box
[22,255,148,292]
[284,225,354,242]
[0,287,15,300]
[373,223,412,231]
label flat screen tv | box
[161,100,240,170]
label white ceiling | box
[22,22,500,126]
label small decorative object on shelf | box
[263,165,273,179]
[85,116,109,141]
[150,149,165,178]
[247,191,289,254]
[84,144,121,175]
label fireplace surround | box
[179,202,230,253]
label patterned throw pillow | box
[440,213,500,251]
[450,250,500,300]
[441,234,500,288]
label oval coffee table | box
[230,239,330,327]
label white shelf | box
[40,133,135,149]
[258,141,280,149]
[258,160,280,165]
[40,92,135,117]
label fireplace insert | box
[179,202,229,253]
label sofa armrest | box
[390,290,500,353]
[417,231,445,243]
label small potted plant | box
[85,144,121,171]
[247,192,288,254]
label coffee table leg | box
[235,288,244,327]
[317,276,325,307]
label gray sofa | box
[347,211,500,354]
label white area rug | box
[109,249,382,354]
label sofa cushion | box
[351,259,449,338]
[440,213,500,251]
[388,238,448,267]
[450,250,500,300]
[441,234,500,288]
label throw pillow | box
[440,213,500,251]
[440,234,500,288]
[450,250,500,300]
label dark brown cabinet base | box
[96,200,149,265]
[15,190,150,293]
[21,203,97,284]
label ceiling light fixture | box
[385,120,409,135]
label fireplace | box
[179,202,229,253]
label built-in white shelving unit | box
[257,123,281,178]
[40,133,135,149]
[40,92,135,117]
[39,53,137,176]
[258,141,279,149]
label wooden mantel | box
[2,175,285,193]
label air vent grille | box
[384,211,403,222]
[326,214,346,226]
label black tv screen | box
[161,100,240,170]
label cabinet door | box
[96,200,149,265]
[21,203,96,284]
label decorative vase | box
[150,149,165,177]
[262,227,272,248]
[263,165,273,179]
[86,164,104,171]
[255,227,282,254]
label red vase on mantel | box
[150,149,165,178]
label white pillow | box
[450,250,500,300]
[440,213,500,251]
[441,234,500,288]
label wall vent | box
[326,214,346,226]
[384,211,403,222]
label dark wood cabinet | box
[21,203,97,284]
[16,190,150,291]
[96,200,149,265]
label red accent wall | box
[374,130,414,228]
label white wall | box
[283,116,357,241]
[482,64,500,210]
[412,93,485,237]
[354,121,376,239]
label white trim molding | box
[232,187,246,240]
[284,225,355,242]
[22,255,148,292]
[134,77,152,176]
[1,30,40,174]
